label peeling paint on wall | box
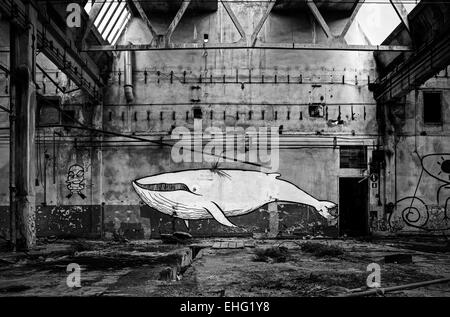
[36,205,101,238]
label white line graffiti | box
[133,169,336,228]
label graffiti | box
[66,164,86,199]
[371,218,403,233]
[132,168,336,228]
[389,153,450,231]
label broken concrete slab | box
[0,238,449,297]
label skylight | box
[354,0,421,45]
[84,0,131,45]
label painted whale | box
[132,169,336,227]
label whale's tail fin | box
[317,201,337,220]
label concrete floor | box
[0,238,449,297]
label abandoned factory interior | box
[0,0,449,298]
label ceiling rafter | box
[80,0,105,46]
[130,0,158,39]
[83,0,417,53]
[306,0,333,39]
[251,0,277,47]
[221,0,247,43]
[373,32,450,103]
[389,0,410,33]
[340,0,365,40]
[165,0,192,43]
[0,0,103,100]
[129,0,192,46]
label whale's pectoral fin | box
[184,220,190,230]
[204,201,237,227]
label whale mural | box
[132,169,336,228]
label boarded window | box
[423,91,442,124]
[340,146,367,169]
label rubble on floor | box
[0,237,448,297]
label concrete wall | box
[95,2,378,238]
[375,70,450,235]
[0,2,399,239]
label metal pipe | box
[123,44,134,103]
[340,277,450,297]
[9,21,16,251]
[84,43,413,52]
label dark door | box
[339,178,368,236]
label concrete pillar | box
[10,3,37,249]
[382,102,397,209]
[268,202,279,238]
[384,135,397,206]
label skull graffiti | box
[66,164,86,199]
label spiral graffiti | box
[390,197,429,230]
[386,153,450,232]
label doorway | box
[339,178,368,236]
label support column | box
[10,2,37,249]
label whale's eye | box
[441,160,450,174]
[192,184,199,192]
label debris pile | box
[300,242,344,257]
[253,246,289,263]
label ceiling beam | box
[0,0,102,100]
[85,42,412,52]
[221,0,247,42]
[79,1,113,62]
[340,0,365,40]
[306,0,333,38]
[130,0,158,39]
[36,63,66,94]
[372,32,450,103]
[165,0,192,42]
[80,0,105,45]
[389,0,410,33]
[251,0,277,46]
